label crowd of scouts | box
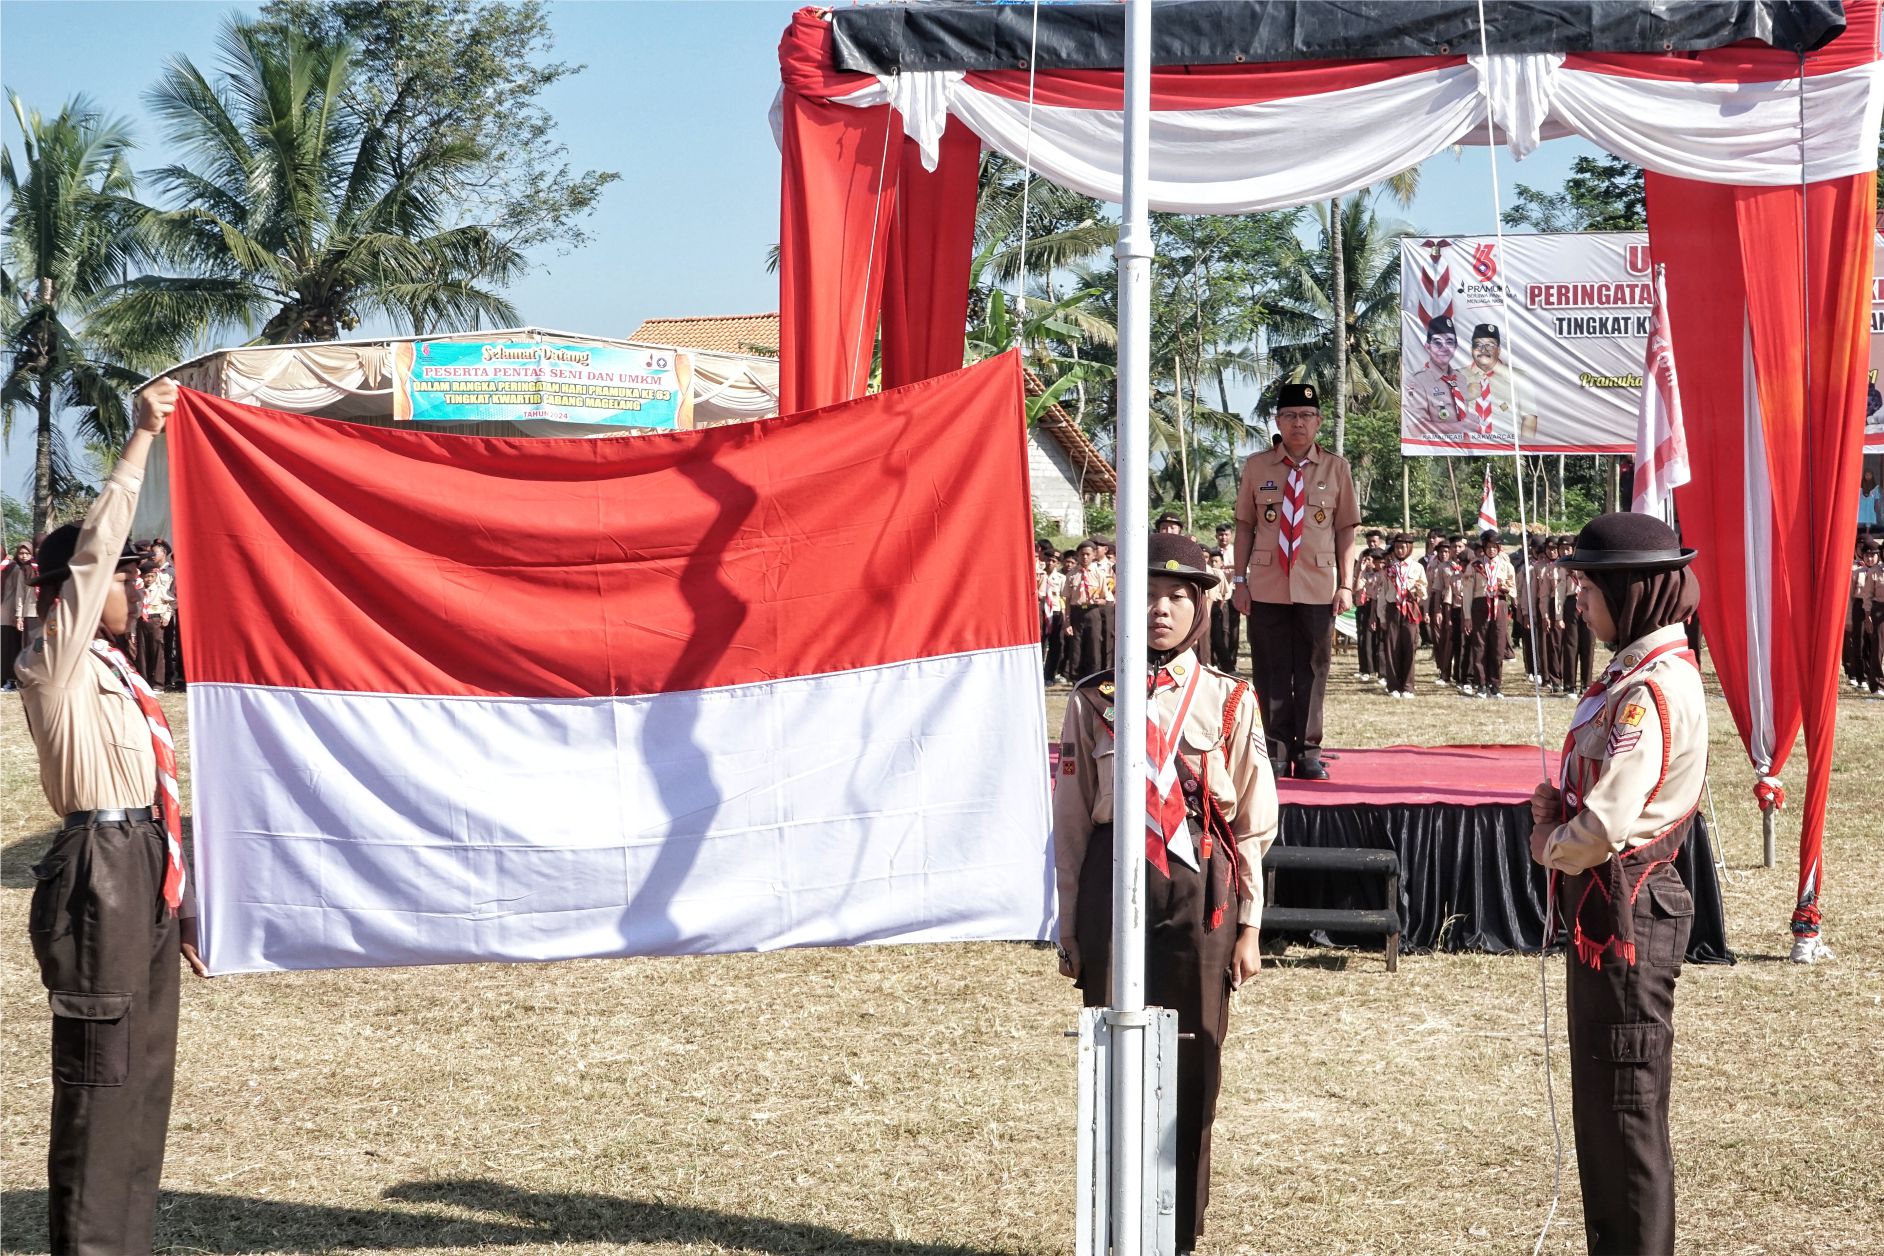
[3,535,186,694]
[9,374,1731,1256]
[1845,528,1884,696]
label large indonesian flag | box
[169,353,1053,974]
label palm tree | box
[98,18,522,351]
[1265,194,1410,417]
[1327,169,1418,453]
[2,95,161,534]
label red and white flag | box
[1476,464,1498,532]
[168,354,1053,974]
[1632,263,1692,518]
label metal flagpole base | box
[1076,1006,1179,1255]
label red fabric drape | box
[778,86,899,415]
[881,119,981,392]
[1650,168,1875,937]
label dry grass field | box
[3,643,1882,1255]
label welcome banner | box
[168,353,1053,974]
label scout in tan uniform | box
[1055,531,1278,1253]
[1858,537,1882,695]
[1429,539,1461,686]
[1380,533,1428,698]
[1534,537,1564,692]
[1461,323,1538,444]
[1402,313,1468,438]
[17,379,206,1256]
[1527,513,1707,1256]
[1460,529,1518,698]
[1229,380,1361,779]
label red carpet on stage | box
[1279,745,1562,807]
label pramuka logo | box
[1470,242,1499,282]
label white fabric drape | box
[843,57,1884,208]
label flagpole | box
[1110,0,1153,1248]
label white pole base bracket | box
[1076,1005,1179,1255]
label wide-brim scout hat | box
[1390,531,1417,546]
[1153,512,1186,531]
[1147,532,1217,590]
[29,522,139,586]
[1559,512,1696,571]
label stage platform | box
[1269,744,1733,965]
[1279,744,1555,807]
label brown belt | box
[62,806,155,829]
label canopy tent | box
[775,0,1881,946]
[134,327,781,538]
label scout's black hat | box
[29,522,139,586]
[1153,512,1185,530]
[1859,537,1882,555]
[1471,323,1501,344]
[1425,314,1457,340]
[1147,532,1216,589]
[1390,531,1417,546]
[1276,381,1320,410]
[1560,512,1696,571]
[1480,528,1503,545]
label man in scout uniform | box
[1858,537,1882,695]
[1534,535,1565,693]
[1230,380,1361,779]
[1380,533,1428,698]
[1430,538,1460,687]
[1404,314,1467,438]
[1528,513,1708,1256]
[1213,524,1239,672]
[1461,529,1517,698]
[1055,531,1277,1253]
[1065,540,1110,680]
[1462,323,1537,444]
[17,378,208,1256]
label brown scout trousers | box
[1245,600,1333,765]
[29,818,181,1256]
[1561,861,1694,1256]
[1075,825,1236,1251]
[1470,596,1509,692]
[1380,604,1418,693]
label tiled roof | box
[627,314,779,357]
[1025,366,1117,495]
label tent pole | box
[1110,0,1153,1250]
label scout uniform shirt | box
[1404,362,1467,436]
[16,462,165,817]
[1387,556,1429,612]
[1533,558,1561,623]
[1234,442,1361,605]
[1460,551,1517,629]
[1541,623,1707,874]
[1052,650,1279,942]
[1461,363,1536,442]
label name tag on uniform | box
[1260,480,1277,490]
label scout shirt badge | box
[1313,507,1326,525]
[1263,505,1278,523]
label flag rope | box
[1474,4,1567,1251]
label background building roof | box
[627,313,781,357]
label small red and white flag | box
[1476,464,1498,532]
[1632,263,1692,518]
[168,354,1053,974]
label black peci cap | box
[1559,512,1697,571]
[1471,323,1501,345]
[1425,314,1457,340]
[1275,381,1320,411]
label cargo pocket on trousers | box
[27,856,66,935]
[1644,874,1694,968]
[50,991,133,1087]
[1600,1021,1669,1111]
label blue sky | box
[1,0,1601,482]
